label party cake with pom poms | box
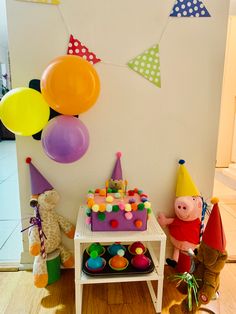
[85,152,152,231]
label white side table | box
[74,206,166,314]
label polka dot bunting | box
[128,45,161,88]
[170,0,210,17]
[17,0,60,4]
[67,34,101,65]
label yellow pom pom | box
[211,197,219,205]
[106,196,114,203]
[135,247,143,255]
[92,204,99,212]
[125,204,132,212]
[144,201,151,209]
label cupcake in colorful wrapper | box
[109,249,129,271]
[86,251,106,272]
[108,242,126,256]
[86,242,105,256]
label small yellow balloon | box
[0,87,50,136]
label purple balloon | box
[41,115,89,163]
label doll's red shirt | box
[168,217,201,244]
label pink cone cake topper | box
[111,152,123,180]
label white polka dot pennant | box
[16,0,60,4]
[128,45,161,88]
[67,34,101,65]
[170,0,211,17]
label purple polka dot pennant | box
[170,0,211,17]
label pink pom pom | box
[26,157,32,164]
[85,217,91,225]
[116,152,122,158]
[118,202,125,210]
[125,212,133,220]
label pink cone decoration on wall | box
[67,34,101,65]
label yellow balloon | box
[0,87,50,136]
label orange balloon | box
[41,55,100,115]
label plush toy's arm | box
[157,212,174,227]
[57,214,75,239]
[28,226,40,256]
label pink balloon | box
[42,116,89,163]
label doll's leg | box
[28,227,40,256]
[173,247,180,262]
[58,244,74,267]
[33,255,48,288]
[166,247,179,268]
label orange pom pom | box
[211,197,219,205]
[131,203,138,211]
[99,204,106,212]
[99,189,106,196]
[135,220,143,229]
[87,198,95,208]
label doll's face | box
[174,196,202,221]
[109,179,124,191]
[38,189,60,210]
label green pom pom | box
[138,203,145,210]
[90,251,98,259]
[138,190,143,195]
[97,212,106,221]
[88,189,95,194]
[112,205,120,212]
[112,189,118,193]
[147,208,152,214]
[107,188,112,193]
[86,208,91,214]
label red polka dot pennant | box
[67,34,101,65]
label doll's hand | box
[157,213,168,227]
[65,226,75,239]
[29,243,40,256]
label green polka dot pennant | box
[128,44,161,88]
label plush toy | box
[25,157,75,288]
[157,160,203,272]
[107,152,126,191]
[174,198,227,313]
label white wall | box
[216,17,236,167]
[230,0,236,14]
[5,0,229,263]
[0,0,8,64]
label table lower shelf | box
[77,268,162,284]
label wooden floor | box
[0,265,236,314]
